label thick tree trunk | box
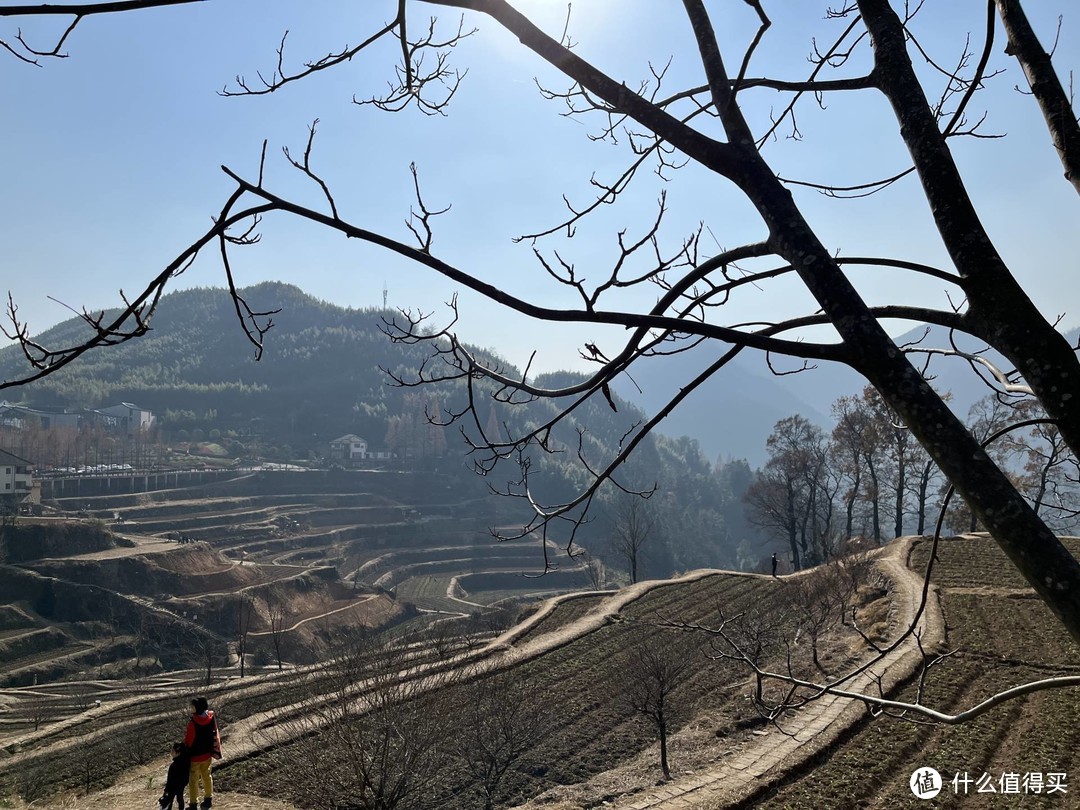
[995,0,1080,196]
[813,0,1080,642]
[722,150,1080,643]
[857,0,1080,460]
[477,0,1080,643]
[702,0,1080,637]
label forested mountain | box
[0,283,432,446]
[0,283,766,573]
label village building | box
[0,448,33,513]
[0,401,154,436]
[329,434,369,461]
[99,402,156,435]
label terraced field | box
[12,484,1074,810]
[0,542,879,808]
[0,467,601,779]
[89,473,563,594]
[753,536,1080,809]
[206,562,893,810]
[0,466,600,721]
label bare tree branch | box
[0,0,205,62]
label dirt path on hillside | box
[206,574,736,769]
[39,534,177,561]
[247,594,379,635]
[575,535,945,810]
[177,564,306,599]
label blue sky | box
[1,0,1077,376]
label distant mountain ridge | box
[4,285,1073,471]
[613,325,1080,468]
[0,282,441,444]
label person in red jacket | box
[183,696,222,810]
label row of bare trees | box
[0,422,164,470]
[746,388,1079,569]
[384,392,450,463]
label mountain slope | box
[0,283,761,573]
[613,325,1080,468]
[0,283,432,439]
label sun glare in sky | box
[0,2,1077,377]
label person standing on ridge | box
[183,696,222,810]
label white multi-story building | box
[0,448,32,507]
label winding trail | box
[602,535,944,809]
[247,595,379,636]
[31,534,177,561]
